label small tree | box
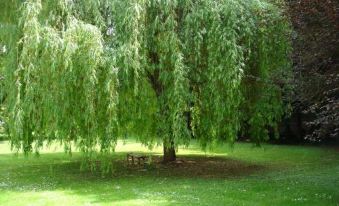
[2,0,291,166]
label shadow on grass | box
[111,154,267,179]
[0,152,270,205]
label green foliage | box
[240,1,292,144]
[1,0,292,168]
[110,0,292,148]
[2,0,119,162]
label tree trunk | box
[163,141,176,163]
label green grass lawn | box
[0,140,338,206]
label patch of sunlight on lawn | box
[107,199,169,206]
[0,139,228,157]
[0,191,170,206]
[0,140,156,155]
[0,141,11,154]
[1,191,85,206]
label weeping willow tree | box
[1,0,291,166]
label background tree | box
[1,0,291,167]
[282,0,338,143]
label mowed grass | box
[0,140,338,206]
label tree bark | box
[147,51,176,163]
[163,141,176,163]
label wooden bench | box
[126,153,148,165]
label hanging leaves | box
[3,0,119,160]
[1,0,292,169]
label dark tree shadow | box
[108,154,268,179]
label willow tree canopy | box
[1,0,291,165]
